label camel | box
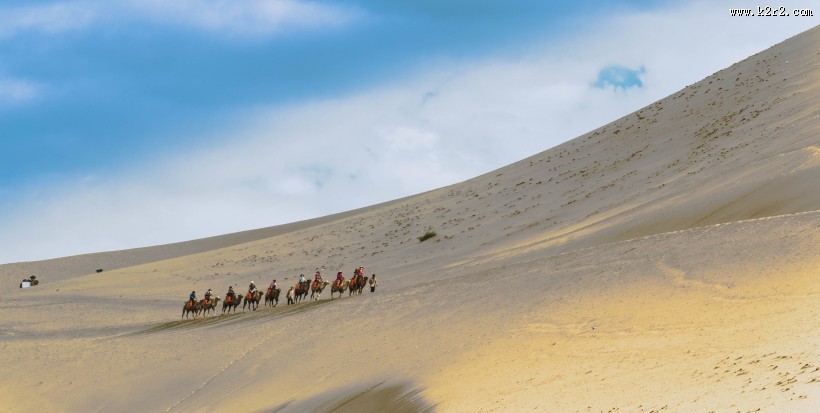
[348,277,358,297]
[182,299,202,319]
[310,280,330,301]
[358,276,370,295]
[348,276,369,296]
[243,290,263,312]
[294,280,310,303]
[200,297,221,317]
[222,294,242,315]
[265,288,281,307]
[330,279,349,299]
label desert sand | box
[0,26,818,412]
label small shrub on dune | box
[418,227,437,242]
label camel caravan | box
[180,267,378,320]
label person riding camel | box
[226,286,236,302]
[204,288,213,304]
[314,271,323,287]
[249,281,257,295]
[269,279,277,291]
[188,290,197,308]
[336,271,344,286]
[299,273,306,283]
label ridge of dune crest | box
[1,26,818,413]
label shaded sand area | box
[1,26,818,412]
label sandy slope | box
[0,26,818,413]
[0,202,412,292]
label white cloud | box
[0,76,39,104]
[1,0,817,262]
[0,0,359,39]
[122,0,361,36]
[0,2,96,38]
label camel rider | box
[299,274,306,283]
[269,279,277,291]
[336,271,344,286]
[189,290,197,305]
[249,281,257,295]
[358,266,364,276]
[226,286,236,302]
[314,271,323,283]
[204,288,213,302]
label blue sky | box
[0,0,816,263]
[0,0,648,186]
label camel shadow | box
[128,298,336,337]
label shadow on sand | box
[266,381,436,413]
[127,298,335,337]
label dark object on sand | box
[20,275,39,288]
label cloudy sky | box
[1,0,816,263]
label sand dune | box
[0,26,818,412]
[0,202,411,292]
